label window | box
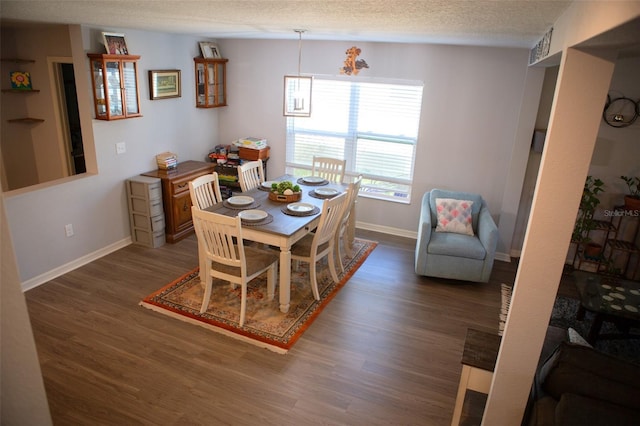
[285,76,423,203]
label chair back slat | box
[314,192,348,247]
[237,159,265,192]
[192,208,243,270]
[189,172,223,210]
[312,156,346,183]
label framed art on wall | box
[102,32,129,55]
[148,69,181,100]
[199,42,221,59]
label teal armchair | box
[415,189,498,283]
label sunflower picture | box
[10,71,32,90]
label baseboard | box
[22,237,132,292]
[356,221,418,239]
[356,221,511,262]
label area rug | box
[140,238,377,353]
[499,283,640,364]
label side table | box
[451,328,501,426]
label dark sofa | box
[527,341,640,425]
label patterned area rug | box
[500,283,640,364]
[140,238,377,353]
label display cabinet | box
[87,53,141,120]
[194,57,228,108]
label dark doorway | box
[61,63,85,174]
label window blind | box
[286,76,423,202]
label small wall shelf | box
[1,58,35,64]
[7,117,45,123]
[2,89,40,93]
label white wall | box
[218,38,539,248]
[5,28,541,285]
[4,26,222,286]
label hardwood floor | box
[25,230,519,425]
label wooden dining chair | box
[189,172,223,210]
[291,192,348,300]
[312,156,346,183]
[191,207,279,326]
[189,173,224,281]
[237,159,265,192]
[334,175,362,273]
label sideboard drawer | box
[171,179,191,196]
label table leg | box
[451,365,470,426]
[345,202,356,256]
[198,241,207,284]
[587,313,604,344]
[279,248,291,313]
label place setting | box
[281,201,320,217]
[223,195,261,210]
[297,176,329,186]
[309,187,341,199]
[238,209,273,226]
[259,180,278,191]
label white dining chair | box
[312,156,346,183]
[334,175,362,273]
[237,159,265,192]
[290,192,348,300]
[191,207,279,326]
[189,172,223,210]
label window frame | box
[285,75,423,204]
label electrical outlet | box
[116,142,126,154]
[65,223,74,237]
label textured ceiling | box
[0,0,574,48]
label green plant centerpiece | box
[268,180,302,202]
[572,176,605,259]
[620,175,640,210]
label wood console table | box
[451,328,501,426]
[142,160,215,243]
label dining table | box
[204,174,352,313]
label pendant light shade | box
[284,30,312,117]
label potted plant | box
[620,175,640,211]
[572,176,605,259]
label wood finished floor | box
[25,230,520,425]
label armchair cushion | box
[435,198,475,236]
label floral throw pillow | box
[435,198,474,236]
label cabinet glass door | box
[106,61,123,116]
[92,61,107,118]
[122,61,139,115]
[214,62,225,105]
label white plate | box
[227,196,254,206]
[631,289,640,296]
[602,295,614,301]
[238,209,268,222]
[314,187,339,196]
[302,176,326,183]
[287,202,314,213]
[262,181,276,189]
[624,305,638,313]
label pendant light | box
[283,29,312,117]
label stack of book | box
[156,152,177,170]
[233,137,268,150]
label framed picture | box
[199,42,221,59]
[102,32,129,55]
[9,71,32,90]
[148,70,181,100]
